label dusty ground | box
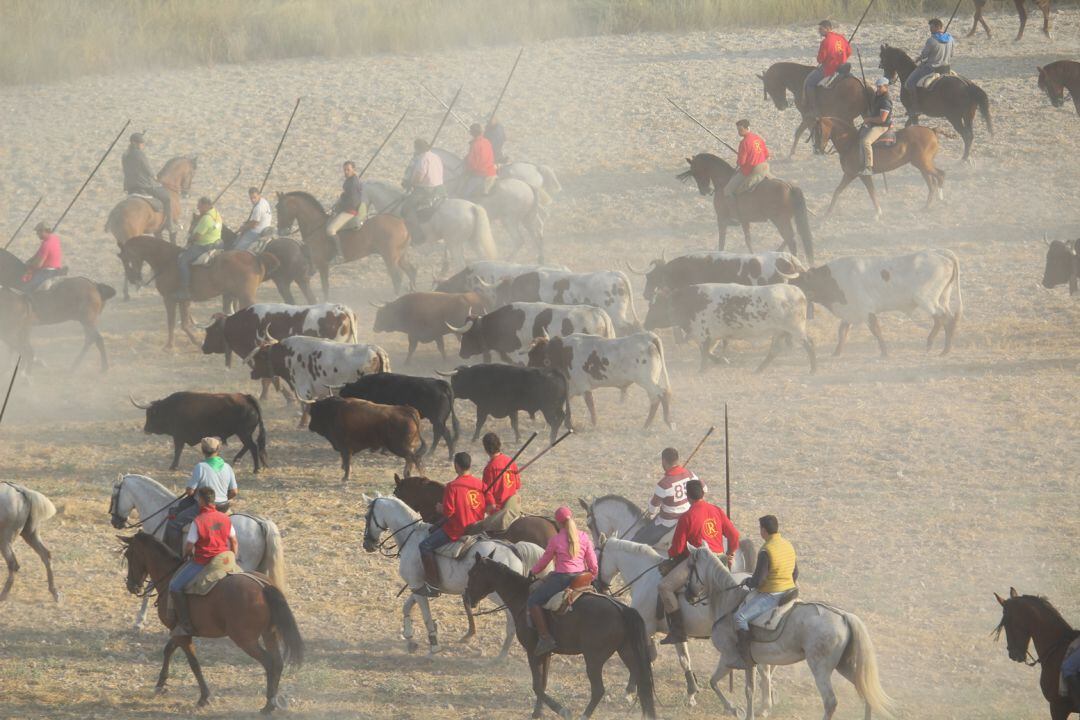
[0,8,1078,719]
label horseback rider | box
[176,196,222,300]
[905,18,955,118]
[325,161,365,261]
[164,437,237,556]
[485,116,508,164]
[463,123,498,200]
[167,485,238,637]
[733,514,799,667]
[631,447,702,546]
[121,132,175,235]
[723,119,771,221]
[657,479,739,646]
[233,187,273,252]
[464,432,523,535]
[803,20,852,117]
[859,78,895,176]
[401,139,446,245]
[527,505,598,656]
[416,452,489,598]
[20,222,63,292]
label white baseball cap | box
[875,77,890,87]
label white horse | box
[595,536,773,711]
[108,473,287,629]
[431,147,562,198]
[364,181,497,270]
[361,493,543,657]
[687,545,895,720]
[0,482,59,602]
[579,495,757,574]
[474,177,547,264]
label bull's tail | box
[791,186,816,265]
[242,394,268,466]
[969,83,993,136]
[650,332,671,392]
[96,283,117,303]
[617,603,657,719]
[344,308,359,343]
[259,518,288,592]
[616,270,641,332]
[449,401,461,445]
[263,584,304,668]
[537,164,562,194]
[599,311,616,339]
[470,205,497,260]
[375,345,392,373]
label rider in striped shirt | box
[631,447,704,547]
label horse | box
[759,62,872,157]
[109,473,288,629]
[815,116,946,220]
[677,153,815,263]
[220,225,316,305]
[118,234,278,349]
[119,531,302,713]
[273,191,417,300]
[995,588,1080,720]
[969,0,1052,40]
[687,545,893,720]
[878,44,992,162]
[0,248,30,289]
[0,482,59,602]
[465,553,658,719]
[362,493,543,657]
[1038,61,1080,115]
[474,178,548,264]
[364,181,497,272]
[594,536,772,710]
[579,495,757,572]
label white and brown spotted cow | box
[791,249,962,356]
[526,332,673,429]
[630,250,806,301]
[495,269,640,335]
[201,302,357,368]
[645,283,815,373]
[450,302,615,362]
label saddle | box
[818,63,852,89]
[433,534,482,559]
[531,573,597,615]
[916,67,957,89]
[747,588,800,642]
[873,128,898,147]
[190,248,222,266]
[183,550,243,595]
[242,228,277,255]
[128,193,163,212]
[416,199,444,223]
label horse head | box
[361,495,385,553]
[108,477,129,529]
[1037,66,1066,108]
[465,553,501,609]
[118,533,149,595]
[994,587,1033,663]
[761,69,789,110]
[677,155,719,197]
[275,192,298,234]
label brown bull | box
[307,396,426,480]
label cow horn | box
[431,270,443,289]
[624,260,648,275]
[128,394,151,410]
[540,327,549,340]
[661,247,668,263]
[434,369,458,377]
[445,318,474,335]
[1043,233,1053,247]
[474,276,493,288]
[369,301,387,309]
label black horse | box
[879,44,993,162]
[465,554,657,719]
[220,226,315,305]
[0,249,28,289]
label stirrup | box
[413,584,441,598]
[534,635,557,656]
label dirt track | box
[0,8,1078,719]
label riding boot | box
[415,553,441,597]
[1067,674,1080,706]
[735,628,755,669]
[170,591,195,637]
[659,609,688,645]
[529,606,557,656]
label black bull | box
[440,363,570,444]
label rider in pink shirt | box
[527,506,598,656]
[21,222,64,291]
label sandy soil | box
[0,8,1077,720]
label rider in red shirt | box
[21,222,64,291]
[464,122,498,199]
[464,432,523,535]
[657,480,739,645]
[723,119,772,219]
[804,19,852,115]
[417,452,492,596]
[168,486,237,636]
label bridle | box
[109,478,180,535]
[364,497,423,558]
[594,540,666,599]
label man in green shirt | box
[176,196,222,300]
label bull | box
[201,302,356,368]
[494,269,640,335]
[627,250,806,301]
[306,396,425,480]
[339,373,459,459]
[1042,238,1079,295]
[372,291,485,363]
[448,302,615,363]
[437,364,570,443]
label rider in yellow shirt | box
[176,196,222,300]
[733,514,798,667]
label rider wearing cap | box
[905,18,955,117]
[803,20,852,116]
[416,452,490,597]
[527,505,598,656]
[20,222,64,292]
[122,132,175,235]
[733,514,799,667]
[657,479,739,645]
[859,77,895,176]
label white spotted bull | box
[496,269,640,335]
[526,332,673,429]
[628,250,806,301]
[449,302,615,363]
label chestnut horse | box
[879,44,992,161]
[759,62,872,156]
[274,191,417,300]
[995,588,1079,720]
[815,116,946,219]
[1038,60,1080,115]
[220,225,317,305]
[118,234,278,348]
[119,532,303,713]
[677,153,815,263]
[970,0,1051,40]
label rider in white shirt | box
[234,187,274,251]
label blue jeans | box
[803,66,826,112]
[734,590,783,631]
[234,229,261,252]
[177,243,220,292]
[1064,645,1080,678]
[904,65,936,110]
[169,559,204,592]
[21,268,62,292]
[419,527,452,557]
[527,572,575,608]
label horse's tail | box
[537,165,562,193]
[263,584,304,668]
[470,205,497,260]
[96,283,117,303]
[937,248,963,326]
[22,487,57,536]
[258,517,288,592]
[840,612,894,718]
[969,83,993,136]
[535,185,553,209]
[105,203,123,235]
[790,186,816,265]
[617,603,657,719]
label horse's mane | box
[478,556,528,586]
[606,537,662,559]
[282,191,327,214]
[1045,60,1080,88]
[880,43,915,66]
[593,494,642,516]
[398,475,442,489]
[677,153,732,183]
[1023,595,1076,630]
[694,545,735,585]
[123,473,172,497]
[129,529,181,562]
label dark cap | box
[33,221,50,233]
[130,132,145,144]
[469,123,483,136]
[414,138,430,153]
[819,19,833,29]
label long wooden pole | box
[4,196,43,250]
[420,84,469,130]
[259,97,301,195]
[52,119,130,233]
[944,0,965,33]
[487,47,524,125]
[212,165,243,206]
[847,0,877,43]
[482,431,537,496]
[666,97,738,155]
[518,429,573,472]
[429,87,462,150]
[358,110,408,179]
[724,404,731,516]
[0,357,20,428]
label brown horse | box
[0,279,114,372]
[815,116,946,219]
[879,44,992,162]
[970,0,1052,40]
[274,191,417,300]
[995,588,1079,720]
[119,532,303,713]
[759,62,872,156]
[677,153,815,263]
[221,225,316,305]
[1038,60,1080,115]
[119,234,278,348]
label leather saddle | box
[748,587,800,642]
[190,248,223,267]
[873,128,898,147]
[818,63,852,89]
[916,66,957,89]
[241,228,277,255]
[434,534,481,560]
[532,572,597,615]
[129,193,163,212]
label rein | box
[608,560,667,599]
[366,498,424,558]
[111,482,183,533]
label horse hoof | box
[51,591,62,603]
[275,694,289,710]
[688,694,697,707]
[154,685,167,696]
[260,702,276,714]
[197,696,211,708]
[428,644,442,655]
[406,639,420,653]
